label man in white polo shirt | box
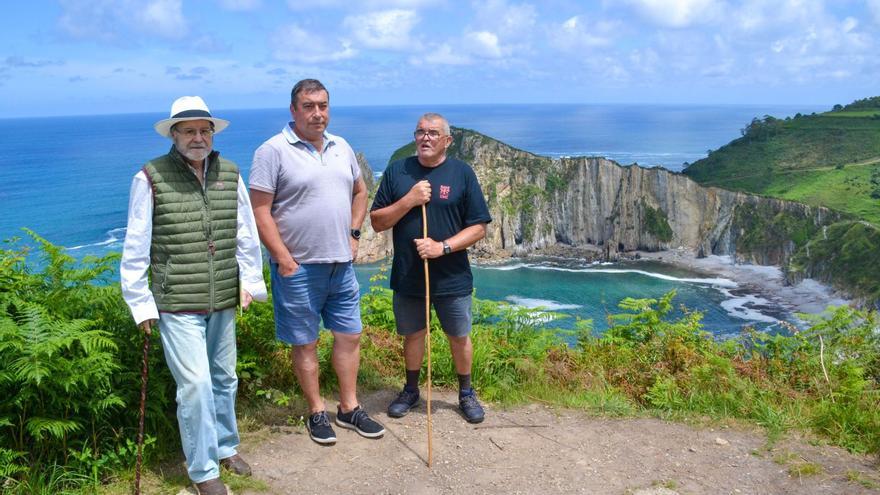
[249,79,384,445]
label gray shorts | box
[392,293,472,337]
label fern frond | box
[90,394,125,411]
[25,416,82,440]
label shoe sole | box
[307,426,337,445]
[308,433,337,444]
[335,418,386,438]
[464,414,485,424]
[387,400,419,418]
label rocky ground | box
[227,390,878,495]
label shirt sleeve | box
[370,164,394,211]
[236,176,268,302]
[120,171,159,325]
[248,143,279,194]
[348,144,361,182]
[463,165,492,226]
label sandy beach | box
[636,248,852,319]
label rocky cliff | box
[355,128,864,299]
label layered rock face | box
[357,129,841,272]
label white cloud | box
[465,31,503,58]
[271,24,356,63]
[623,0,723,28]
[57,0,230,46]
[218,0,261,11]
[287,0,439,9]
[343,9,421,50]
[410,43,472,66]
[472,0,536,37]
[140,0,186,38]
[550,15,615,52]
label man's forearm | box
[444,223,487,252]
[370,198,414,232]
[351,183,367,230]
[253,209,293,263]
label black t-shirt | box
[371,156,492,297]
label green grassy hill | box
[683,98,880,224]
[684,97,880,304]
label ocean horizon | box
[0,102,828,336]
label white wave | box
[718,289,779,323]
[66,227,126,251]
[505,296,582,311]
[482,262,737,288]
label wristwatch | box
[350,228,361,240]
[442,241,452,255]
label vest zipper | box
[202,181,215,313]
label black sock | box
[405,369,420,391]
[458,374,472,394]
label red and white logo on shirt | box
[439,185,450,199]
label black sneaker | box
[335,405,386,438]
[306,411,337,445]
[387,388,420,418]
[459,391,485,424]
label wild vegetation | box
[1,235,878,493]
[683,99,880,225]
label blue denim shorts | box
[392,292,472,337]
[270,261,362,345]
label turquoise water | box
[355,259,773,338]
[0,103,821,335]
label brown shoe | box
[194,478,228,495]
[219,453,252,477]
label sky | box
[1,0,879,117]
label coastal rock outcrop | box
[357,128,850,296]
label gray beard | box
[177,146,211,163]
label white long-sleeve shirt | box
[120,165,267,325]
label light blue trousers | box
[158,308,240,483]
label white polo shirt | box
[249,122,361,264]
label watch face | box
[350,229,361,240]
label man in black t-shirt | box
[370,112,492,424]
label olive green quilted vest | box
[143,147,239,313]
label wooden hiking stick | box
[135,322,151,495]
[421,204,433,468]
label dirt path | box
[235,390,879,495]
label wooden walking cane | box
[135,322,151,495]
[421,204,433,468]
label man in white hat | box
[120,96,267,495]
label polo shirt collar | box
[283,121,335,152]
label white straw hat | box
[153,96,230,138]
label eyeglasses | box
[174,128,214,138]
[414,129,445,140]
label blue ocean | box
[0,103,822,336]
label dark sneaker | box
[336,405,386,438]
[219,453,252,477]
[459,392,485,424]
[387,388,420,418]
[307,411,337,445]
[194,478,228,495]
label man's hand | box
[279,256,299,277]
[405,180,431,208]
[350,237,359,262]
[240,289,253,311]
[139,319,156,336]
[414,237,443,259]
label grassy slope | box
[683,98,880,302]
[683,112,880,223]
[762,160,880,224]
